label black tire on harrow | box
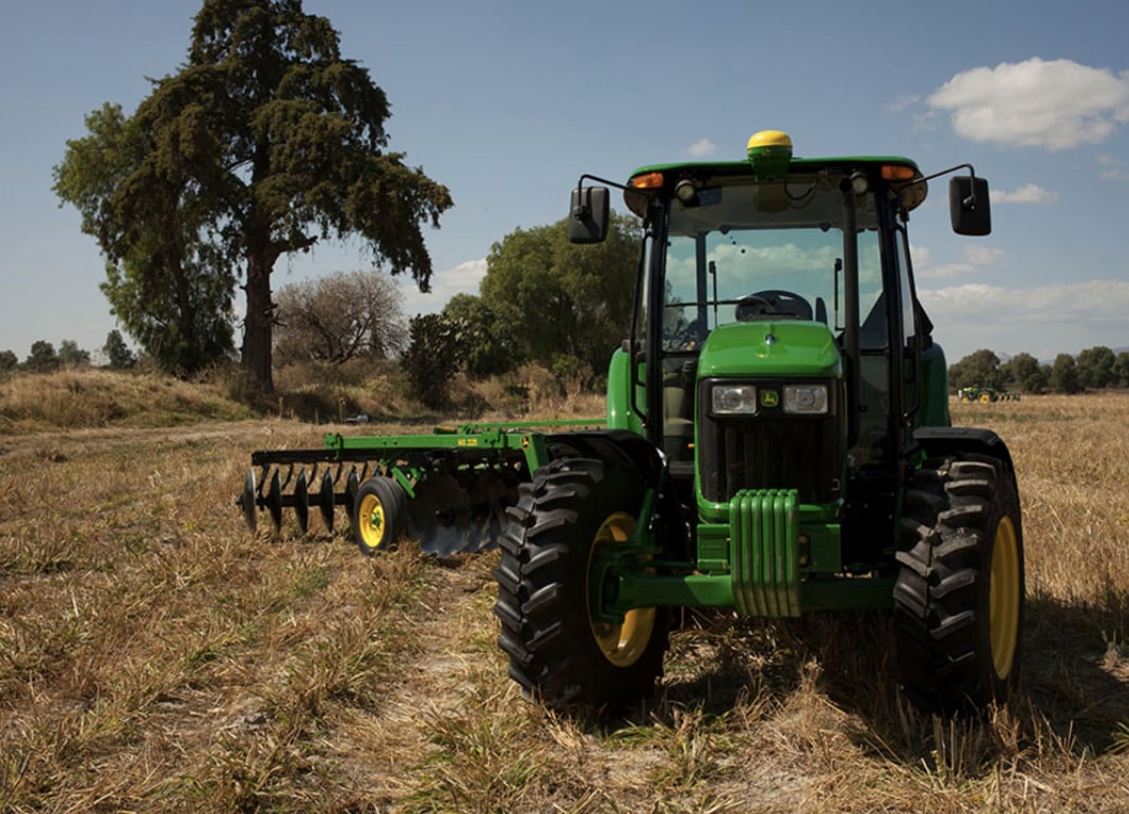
[352,476,410,555]
[894,454,1024,714]
[493,457,670,710]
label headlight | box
[783,384,828,415]
[712,385,757,415]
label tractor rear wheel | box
[894,455,1024,713]
[352,476,409,555]
[493,457,670,709]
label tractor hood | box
[696,321,841,379]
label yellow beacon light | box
[747,130,793,180]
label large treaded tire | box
[492,457,670,709]
[894,454,1025,713]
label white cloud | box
[397,258,487,316]
[914,243,1003,280]
[920,279,1129,358]
[927,58,1129,150]
[923,279,1129,317]
[962,245,1005,266]
[992,184,1058,204]
[687,139,717,158]
[1098,153,1128,181]
[886,94,921,113]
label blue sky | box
[2,0,1127,364]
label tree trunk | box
[243,254,274,391]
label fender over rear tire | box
[493,457,670,709]
[894,455,1024,713]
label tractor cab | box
[576,131,991,570]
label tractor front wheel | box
[894,455,1025,713]
[493,457,670,709]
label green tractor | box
[958,386,1020,403]
[492,131,1024,714]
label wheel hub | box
[989,516,1021,678]
[587,511,656,667]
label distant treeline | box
[0,330,135,375]
[947,347,1128,394]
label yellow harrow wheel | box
[352,476,408,555]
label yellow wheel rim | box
[357,493,386,551]
[587,511,656,668]
[980,393,992,403]
[989,516,1021,679]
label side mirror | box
[949,176,991,236]
[568,186,609,244]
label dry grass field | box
[1,373,1128,812]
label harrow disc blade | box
[240,469,257,533]
[344,468,360,525]
[267,470,283,532]
[408,470,512,557]
[294,470,310,535]
[319,469,335,533]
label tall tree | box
[1113,351,1129,388]
[54,0,451,389]
[442,293,524,379]
[947,349,1003,392]
[24,341,59,374]
[58,341,92,370]
[54,103,236,374]
[401,313,464,410]
[1000,351,1046,393]
[479,212,640,380]
[1048,353,1081,394]
[103,330,137,370]
[1075,345,1115,389]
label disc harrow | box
[237,421,604,556]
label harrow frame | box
[238,418,605,553]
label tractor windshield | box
[661,177,884,351]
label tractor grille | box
[698,379,842,505]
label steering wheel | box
[735,290,812,321]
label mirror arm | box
[903,163,980,206]
[574,173,631,223]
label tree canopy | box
[103,330,137,370]
[478,211,640,380]
[1075,346,1116,389]
[54,0,452,389]
[999,352,1047,394]
[947,349,1003,392]
[441,293,523,379]
[400,313,464,410]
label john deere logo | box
[760,390,779,408]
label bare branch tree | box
[274,270,407,365]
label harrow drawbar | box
[238,420,603,556]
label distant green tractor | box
[959,386,1021,403]
[493,131,1024,714]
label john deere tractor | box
[492,131,1024,714]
